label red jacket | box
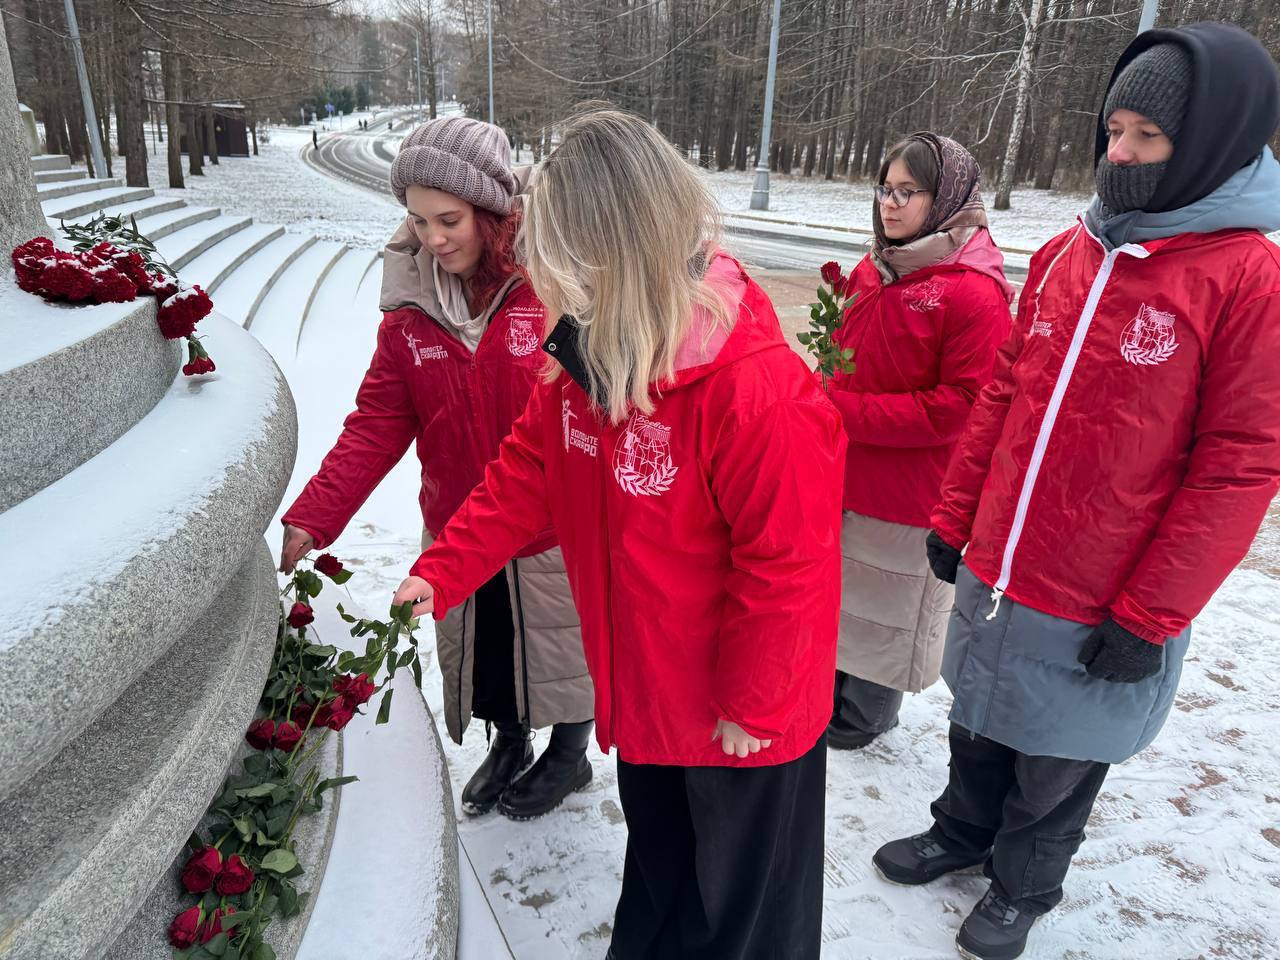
[412,261,846,766]
[283,281,554,556]
[828,243,1012,526]
[933,219,1280,642]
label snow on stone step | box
[41,185,154,222]
[153,214,253,272]
[247,240,346,371]
[180,222,286,295]
[34,168,85,185]
[295,246,380,354]
[209,232,317,328]
[30,154,71,172]
[132,204,220,243]
[63,195,185,227]
[37,176,121,202]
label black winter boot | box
[461,721,533,816]
[956,887,1038,960]
[498,720,594,820]
[872,830,990,885]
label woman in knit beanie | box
[874,21,1280,960]
[280,116,597,822]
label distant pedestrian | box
[311,129,317,149]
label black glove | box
[925,530,962,584]
[1077,619,1164,683]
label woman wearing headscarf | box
[825,133,1013,750]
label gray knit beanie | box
[390,116,518,214]
[1096,42,1193,216]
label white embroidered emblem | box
[1030,320,1054,338]
[613,412,677,496]
[506,315,539,357]
[1120,304,1178,366]
[404,330,447,365]
[902,278,947,313]
[561,387,598,457]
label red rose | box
[245,716,276,751]
[314,553,344,577]
[820,260,843,287]
[180,846,223,893]
[314,698,356,731]
[12,236,53,261]
[287,601,314,629]
[215,854,255,895]
[272,720,303,753]
[333,672,376,707]
[197,905,235,944]
[182,362,194,376]
[167,906,201,948]
[291,700,315,728]
[157,284,213,339]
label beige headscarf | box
[870,133,990,285]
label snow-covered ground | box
[66,118,1280,958]
[136,122,402,248]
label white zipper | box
[985,224,1149,620]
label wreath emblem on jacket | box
[506,316,540,357]
[613,412,678,496]
[1120,304,1179,366]
[902,278,947,313]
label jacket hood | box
[932,228,1016,303]
[1094,22,1280,213]
[1084,145,1280,249]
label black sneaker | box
[872,831,990,885]
[956,888,1038,960]
[461,722,533,816]
[827,717,899,750]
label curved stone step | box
[0,312,298,803]
[34,168,85,185]
[155,214,253,271]
[0,295,178,513]
[296,247,380,352]
[107,698,344,960]
[0,541,280,960]
[133,203,220,242]
[30,154,71,172]
[42,185,155,222]
[213,232,317,328]
[37,176,122,201]
[248,240,347,367]
[64,194,186,227]
[182,222,287,294]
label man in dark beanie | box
[876,22,1280,960]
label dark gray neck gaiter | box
[1095,157,1168,218]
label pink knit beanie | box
[390,116,517,214]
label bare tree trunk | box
[205,106,219,165]
[994,0,1046,210]
[121,20,148,187]
[185,100,204,176]
[163,51,184,188]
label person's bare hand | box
[713,719,772,758]
[279,524,315,574]
[392,576,435,618]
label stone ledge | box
[0,314,298,802]
[0,541,278,960]
[0,296,178,512]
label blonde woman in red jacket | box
[394,109,845,960]
[825,133,1012,749]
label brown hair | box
[872,137,940,245]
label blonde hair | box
[520,108,733,425]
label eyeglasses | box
[874,185,931,208]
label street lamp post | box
[750,0,782,211]
[1137,0,1159,32]
[62,0,107,179]
[487,0,495,123]
[414,35,424,124]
